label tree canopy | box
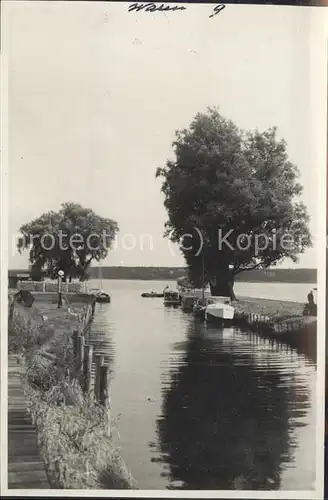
[156,108,311,299]
[18,202,118,281]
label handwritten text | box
[209,4,226,18]
[128,3,187,13]
[128,3,226,18]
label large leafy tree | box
[18,202,118,281]
[156,108,311,299]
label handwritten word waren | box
[128,3,187,13]
[128,3,226,18]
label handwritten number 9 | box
[209,4,226,19]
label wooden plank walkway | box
[8,355,50,489]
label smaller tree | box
[18,202,119,281]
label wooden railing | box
[233,311,308,333]
[17,281,87,293]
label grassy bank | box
[233,296,304,321]
[8,295,136,490]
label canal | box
[88,280,317,491]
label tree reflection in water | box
[151,322,310,490]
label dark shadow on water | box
[151,322,311,490]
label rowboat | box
[96,292,111,303]
[141,292,164,298]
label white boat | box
[205,296,234,324]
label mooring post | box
[94,354,105,401]
[76,334,85,374]
[72,329,79,358]
[99,365,109,404]
[99,364,111,436]
[9,300,15,322]
[83,344,93,394]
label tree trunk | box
[209,267,236,301]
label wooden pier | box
[8,355,50,489]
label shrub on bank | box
[24,376,136,489]
[8,311,53,355]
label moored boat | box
[96,291,111,303]
[89,266,111,303]
[164,290,181,306]
[181,289,212,312]
[141,292,164,298]
[89,288,111,303]
[205,297,234,325]
[193,298,208,320]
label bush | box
[24,377,136,489]
[25,336,76,392]
[8,313,53,355]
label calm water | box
[88,280,317,490]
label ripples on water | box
[88,280,316,491]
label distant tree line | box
[8,267,316,283]
[87,266,317,283]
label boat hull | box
[205,303,234,324]
[141,293,164,298]
[95,293,111,303]
[205,312,233,327]
[164,300,181,306]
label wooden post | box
[94,354,105,401]
[57,274,63,308]
[72,330,79,358]
[83,344,93,394]
[99,365,110,405]
[76,334,84,374]
[9,300,15,322]
[99,364,111,436]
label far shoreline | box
[88,277,317,284]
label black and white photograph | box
[1,0,327,497]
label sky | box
[3,1,327,269]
